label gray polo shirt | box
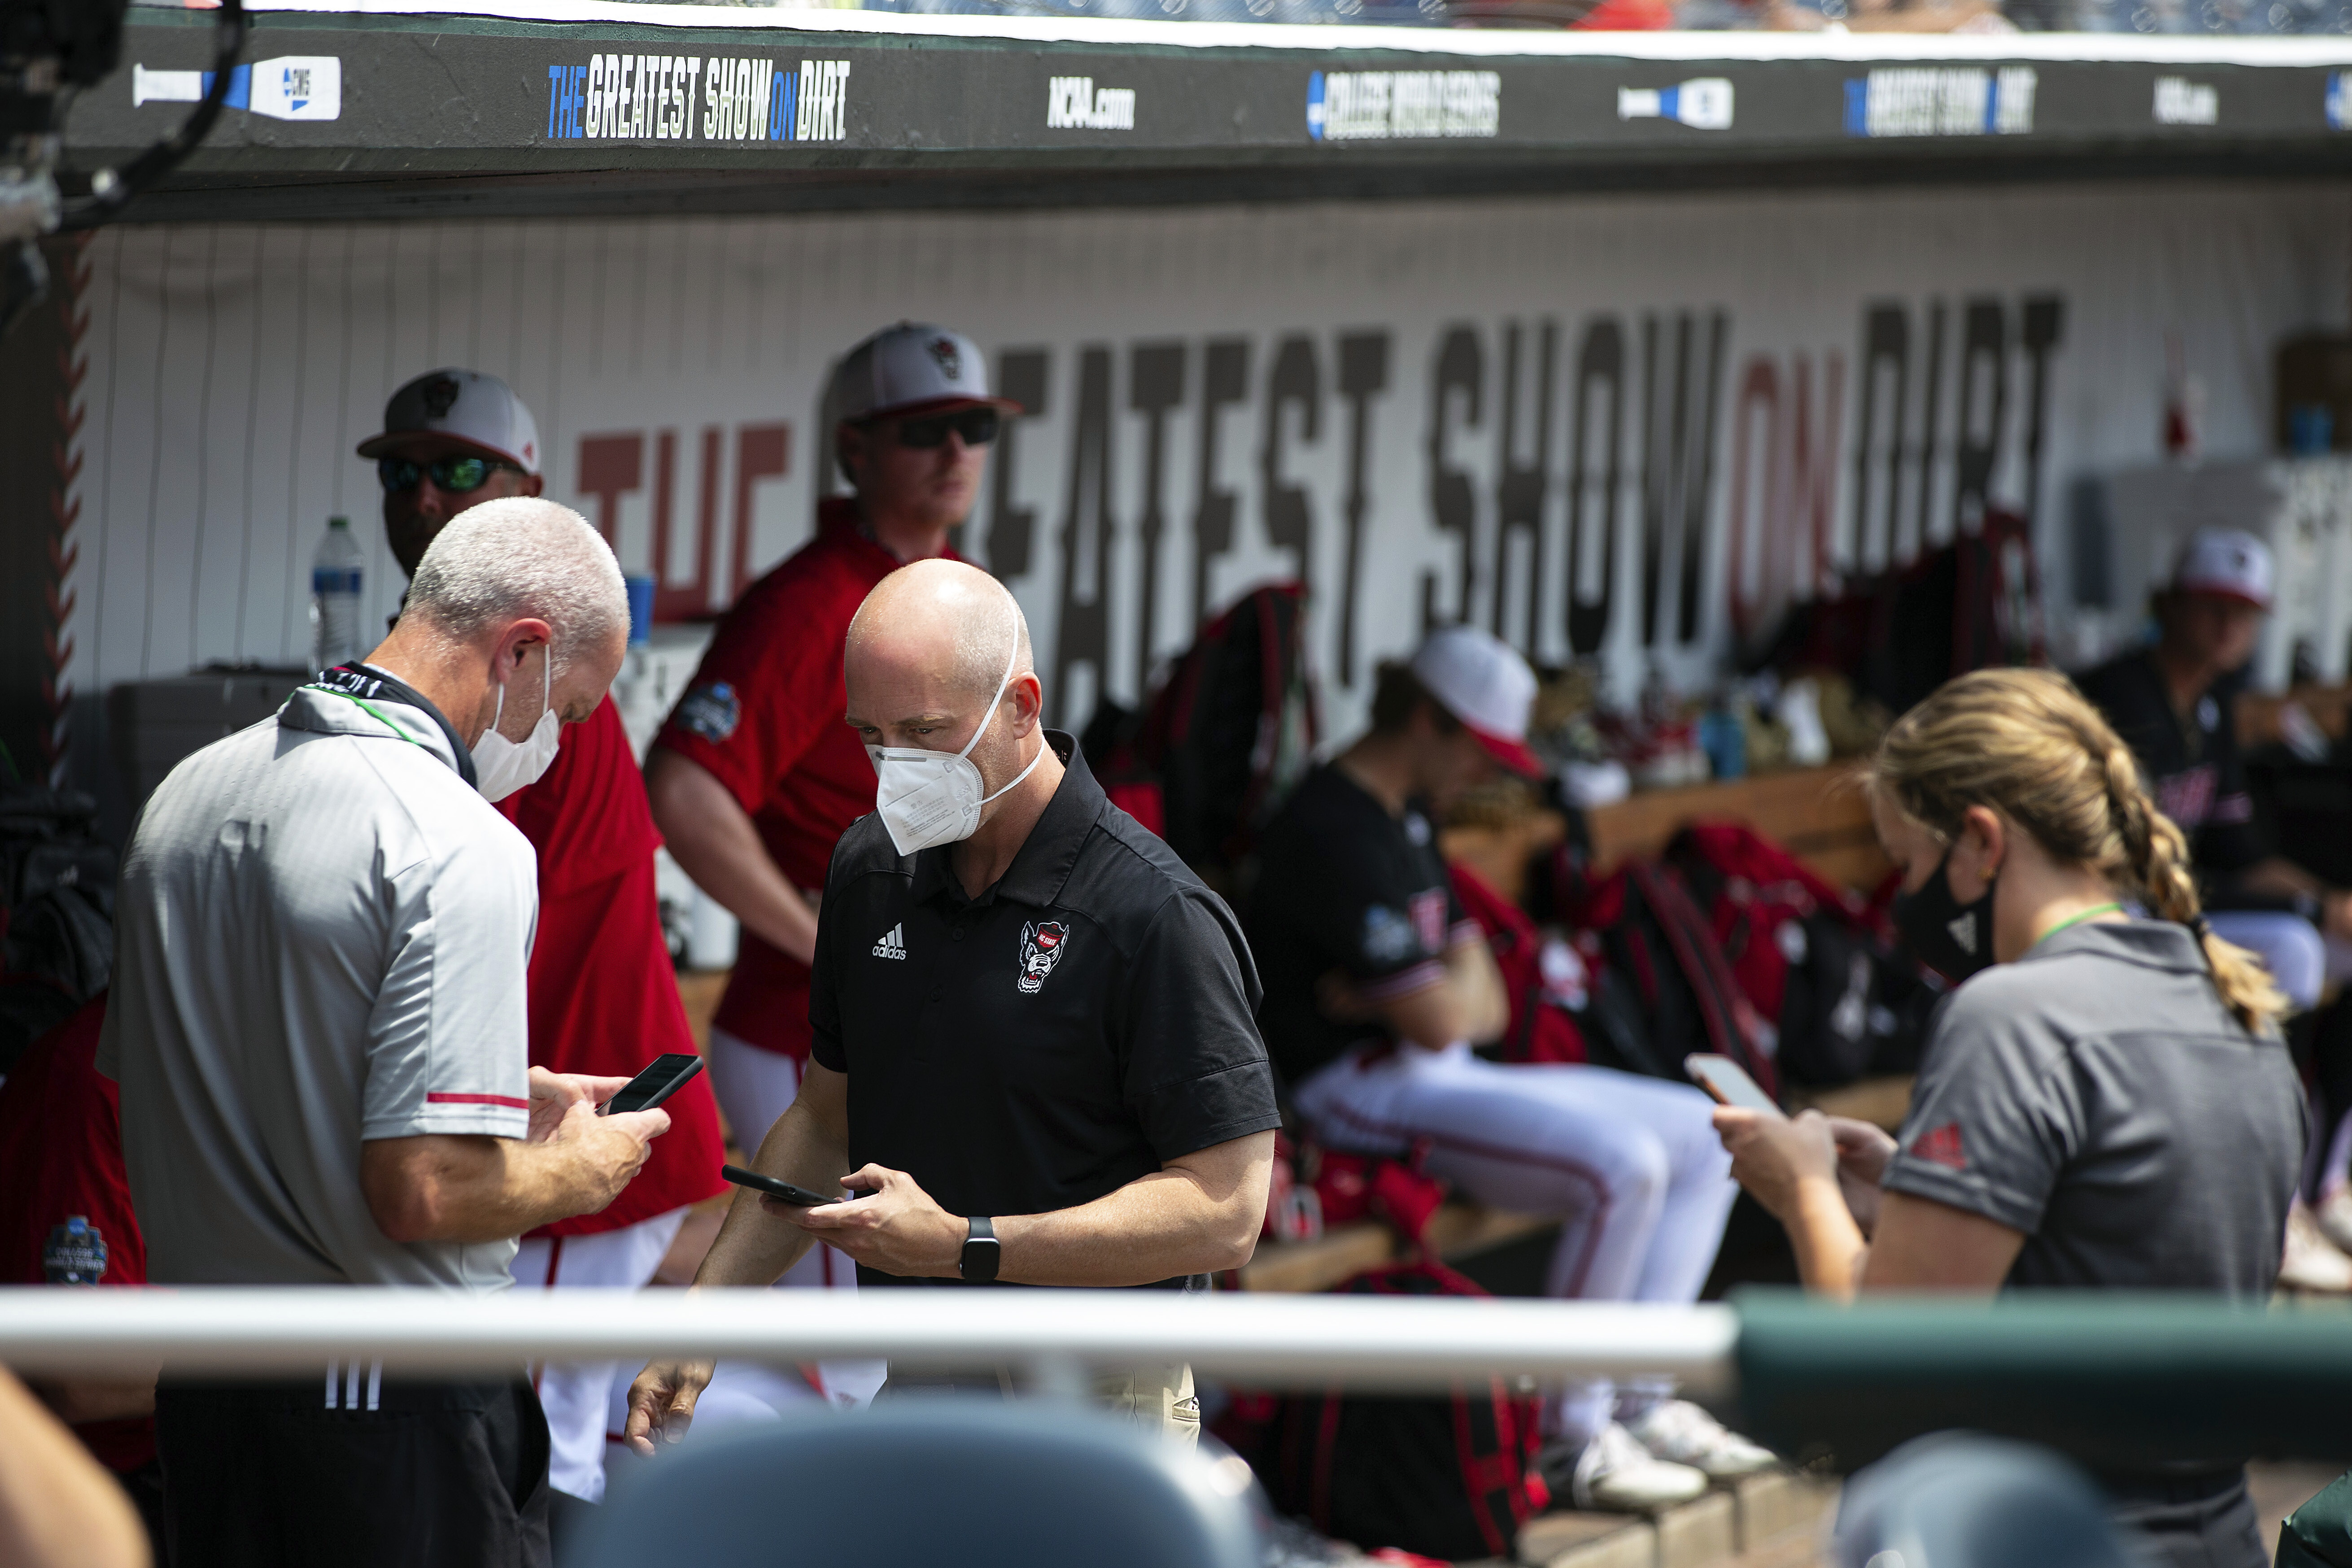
[1882,919,2303,1294]
[99,670,537,1291]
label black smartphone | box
[599,1053,705,1116]
[720,1164,868,1207]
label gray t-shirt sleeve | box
[360,840,537,1141]
[1880,985,2084,1235]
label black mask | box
[1892,849,1999,983]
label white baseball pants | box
[1292,1041,1737,1444]
[511,1207,689,1503]
[704,1027,886,1410]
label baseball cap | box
[2172,527,2274,611]
[357,369,541,476]
[828,322,1021,426]
[1409,624,1543,777]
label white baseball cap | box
[828,322,1021,426]
[358,369,541,476]
[2173,527,2274,611]
[1409,624,1542,776]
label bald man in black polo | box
[626,559,1279,1445]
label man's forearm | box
[1444,941,1509,1045]
[693,1100,848,1287]
[365,1134,632,1244]
[993,1170,1257,1285]
[645,747,820,965]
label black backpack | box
[0,786,116,1074]
[1533,837,1781,1097]
[1252,1263,1545,1562]
[1139,583,1318,885]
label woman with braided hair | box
[1714,668,2302,1568]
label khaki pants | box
[1091,1362,1200,1447]
[875,1361,1200,1446]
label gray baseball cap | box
[828,322,1021,425]
[358,368,542,476]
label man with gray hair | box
[628,558,1281,1449]
[102,497,670,1568]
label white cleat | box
[2313,1188,2352,1260]
[2282,1198,2352,1294]
[1563,1421,1712,1513]
[1623,1399,1779,1480]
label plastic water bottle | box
[310,515,366,672]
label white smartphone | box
[1684,1054,1783,1116]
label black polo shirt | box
[809,732,1281,1289]
[1245,764,1476,1090]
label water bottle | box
[310,515,366,672]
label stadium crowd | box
[0,319,2343,1568]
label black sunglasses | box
[892,407,1000,450]
[377,454,524,494]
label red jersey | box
[0,995,155,1473]
[499,697,727,1236]
[655,497,935,1058]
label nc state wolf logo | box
[421,374,461,417]
[927,335,963,381]
[1017,920,1069,994]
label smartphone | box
[1684,1054,1783,1116]
[720,1164,866,1207]
[599,1053,705,1116]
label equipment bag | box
[0,786,116,1076]
[1137,583,1318,880]
[1541,845,1780,1097]
[1661,822,1939,1088]
[1257,1262,1547,1562]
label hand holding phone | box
[720,1164,873,1208]
[599,1054,705,1117]
[1684,1053,1784,1116]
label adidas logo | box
[1946,913,1978,955]
[871,923,907,960]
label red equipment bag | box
[1254,1262,1548,1562]
[1544,845,1781,1098]
[1085,583,1317,881]
[1661,822,1940,1088]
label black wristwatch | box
[959,1216,1000,1283]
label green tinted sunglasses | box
[377,454,524,494]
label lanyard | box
[303,685,427,753]
[2039,902,2125,942]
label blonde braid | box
[2093,732,2284,1033]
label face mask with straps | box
[864,636,1044,857]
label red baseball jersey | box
[654,497,938,1058]
[499,696,727,1236]
[0,995,155,1473]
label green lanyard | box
[303,685,426,754]
[2039,902,2124,942]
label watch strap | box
[960,1215,1000,1283]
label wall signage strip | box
[67,16,2352,174]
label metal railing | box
[0,1286,1740,1397]
[7,1288,2350,1464]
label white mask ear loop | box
[487,647,552,742]
[966,634,1044,805]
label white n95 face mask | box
[474,653,561,803]
[867,638,1044,857]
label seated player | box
[1247,625,1771,1512]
